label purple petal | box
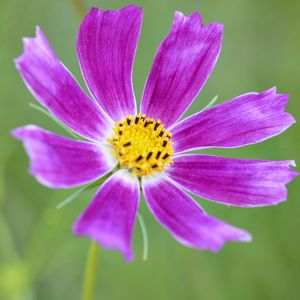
[171,88,295,153]
[167,154,298,207]
[15,27,112,141]
[12,125,116,188]
[142,175,251,252]
[140,11,223,128]
[77,6,142,121]
[73,170,140,261]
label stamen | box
[136,155,143,162]
[156,151,161,159]
[146,152,153,160]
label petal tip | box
[14,54,23,68]
[289,114,296,126]
[11,127,22,139]
[264,86,277,95]
[239,231,252,243]
[210,21,224,30]
[88,4,142,16]
[73,224,135,263]
[124,250,135,262]
[11,125,37,140]
[73,223,134,262]
[72,220,81,236]
[210,228,252,253]
[15,27,44,68]
[174,10,184,19]
[173,10,203,26]
[125,4,143,12]
[289,168,299,181]
[35,26,42,36]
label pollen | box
[108,114,174,176]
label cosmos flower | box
[13,5,297,261]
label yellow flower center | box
[108,114,174,176]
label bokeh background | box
[1,0,299,299]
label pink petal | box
[167,154,298,207]
[12,125,116,188]
[73,170,140,261]
[77,5,143,121]
[142,175,251,252]
[140,11,223,128]
[171,88,295,153]
[15,27,112,141]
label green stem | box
[200,94,219,112]
[137,213,149,261]
[82,241,100,300]
[56,172,113,209]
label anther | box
[123,142,131,147]
[135,116,140,124]
[158,130,164,137]
[156,151,161,159]
[162,153,170,160]
[152,164,158,168]
[162,140,167,147]
[127,118,131,125]
[146,152,153,160]
[136,155,143,162]
[154,123,160,131]
[119,131,123,135]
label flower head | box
[12,5,297,261]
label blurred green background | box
[1,0,299,299]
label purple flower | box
[12,5,297,261]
